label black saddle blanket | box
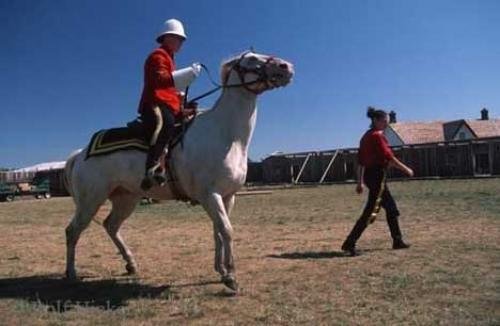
[86,127,149,159]
[85,118,193,159]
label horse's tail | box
[63,149,82,197]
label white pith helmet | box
[156,18,187,43]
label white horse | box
[64,51,294,291]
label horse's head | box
[221,51,294,95]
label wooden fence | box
[258,137,500,184]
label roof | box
[465,119,500,138]
[13,161,66,173]
[388,121,445,144]
[388,118,500,145]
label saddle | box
[85,117,193,160]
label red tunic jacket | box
[358,129,395,168]
[138,47,181,116]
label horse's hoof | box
[222,275,239,292]
[125,263,138,275]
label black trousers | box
[344,166,403,246]
[141,104,176,172]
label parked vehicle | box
[0,182,19,202]
[0,178,51,202]
[29,178,51,199]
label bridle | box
[224,51,277,94]
[189,51,278,103]
[179,52,282,149]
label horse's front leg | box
[213,226,225,275]
[201,192,238,291]
[212,194,235,275]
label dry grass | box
[0,179,498,325]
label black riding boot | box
[141,146,167,190]
[341,216,369,256]
[387,215,410,249]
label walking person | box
[341,107,414,256]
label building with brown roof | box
[385,108,500,146]
[381,108,500,176]
[259,108,500,184]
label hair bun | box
[367,107,376,118]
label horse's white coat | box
[64,52,293,289]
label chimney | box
[389,110,397,124]
[481,108,489,120]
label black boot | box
[393,238,411,250]
[141,145,168,191]
[387,215,409,249]
[341,241,359,257]
[141,168,166,190]
[141,160,167,191]
[341,215,369,256]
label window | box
[458,132,466,140]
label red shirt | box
[138,46,181,116]
[358,129,395,168]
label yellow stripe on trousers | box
[368,170,386,224]
[150,106,164,146]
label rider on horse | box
[138,18,199,190]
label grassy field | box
[0,179,499,325]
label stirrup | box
[141,166,166,190]
[152,172,167,185]
[140,174,166,190]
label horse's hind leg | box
[65,205,100,280]
[103,193,141,275]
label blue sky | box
[1,0,499,167]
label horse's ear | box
[220,59,235,83]
[249,46,255,53]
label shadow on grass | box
[172,279,221,289]
[0,274,170,312]
[267,251,347,259]
[267,248,387,260]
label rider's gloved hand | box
[182,101,198,117]
[186,101,198,110]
